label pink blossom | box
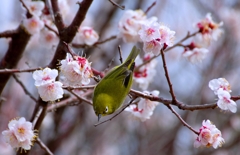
[2,117,37,150]
[182,42,209,63]
[23,16,44,35]
[195,13,223,42]
[37,81,63,102]
[73,26,99,45]
[194,120,224,149]
[209,78,231,95]
[217,89,237,113]
[24,1,45,16]
[134,54,157,90]
[33,68,58,86]
[125,90,159,121]
[118,9,146,42]
[39,29,59,48]
[138,20,160,42]
[60,53,93,86]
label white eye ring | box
[105,106,108,112]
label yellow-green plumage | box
[93,46,140,121]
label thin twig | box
[130,89,217,110]
[47,98,79,112]
[103,58,115,73]
[63,41,77,57]
[94,98,137,127]
[165,31,199,52]
[12,74,38,102]
[19,0,32,18]
[0,67,43,74]
[72,35,117,48]
[36,138,54,155]
[67,89,92,106]
[160,48,177,103]
[145,1,156,14]
[118,45,123,64]
[108,0,125,10]
[0,29,18,38]
[45,24,59,36]
[166,104,199,135]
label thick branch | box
[50,0,65,31]
[0,25,31,95]
[0,29,18,38]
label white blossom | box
[209,78,231,95]
[33,68,58,86]
[2,117,37,151]
[73,26,99,45]
[23,16,44,35]
[125,90,159,122]
[217,89,237,113]
[194,120,224,149]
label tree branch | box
[160,48,177,103]
[0,29,18,38]
[0,67,43,74]
[108,0,125,10]
[0,25,31,95]
[166,104,199,135]
[36,138,54,155]
[12,74,38,103]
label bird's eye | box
[105,106,108,113]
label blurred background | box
[0,0,240,155]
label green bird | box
[93,46,140,121]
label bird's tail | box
[125,46,140,63]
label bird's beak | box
[98,114,101,122]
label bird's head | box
[93,94,115,121]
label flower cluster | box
[118,9,175,55]
[2,117,37,151]
[183,13,223,63]
[22,0,45,35]
[73,26,99,46]
[209,78,237,113]
[194,120,224,149]
[33,68,64,102]
[196,13,223,42]
[21,0,59,49]
[60,53,93,86]
[134,54,157,90]
[125,90,159,122]
[182,42,209,63]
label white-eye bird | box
[93,46,140,121]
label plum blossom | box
[118,9,146,42]
[60,53,93,86]
[209,78,231,95]
[39,29,59,48]
[73,26,99,46]
[138,20,160,42]
[125,90,159,122]
[2,117,37,151]
[134,54,157,90]
[182,42,209,63]
[33,68,64,102]
[195,13,223,42]
[23,16,44,35]
[24,1,45,16]
[141,24,175,55]
[194,120,224,149]
[33,68,58,86]
[37,81,64,102]
[217,89,237,113]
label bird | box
[93,46,140,121]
